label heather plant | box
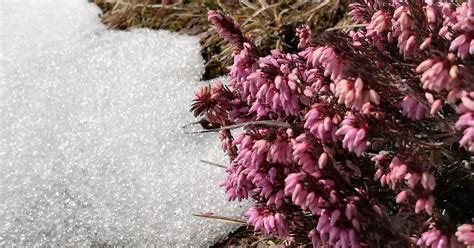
[192,1,474,247]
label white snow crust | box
[0,0,245,246]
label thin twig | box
[183,120,291,134]
[181,121,200,129]
[192,214,247,224]
[241,3,282,26]
[326,24,367,31]
[200,159,227,169]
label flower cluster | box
[192,1,474,247]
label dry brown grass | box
[92,0,350,79]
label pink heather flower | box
[372,152,390,179]
[392,6,417,56]
[456,223,474,246]
[349,30,364,47]
[219,131,236,158]
[334,78,379,110]
[191,81,231,126]
[416,57,457,92]
[396,190,408,203]
[284,172,326,215]
[300,66,331,97]
[420,36,432,50]
[304,104,338,143]
[228,42,258,103]
[381,155,437,214]
[439,3,457,38]
[386,156,408,189]
[415,195,435,215]
[246,206,288,237]
[198,3,474,247]
[308,228,323,247]
[233,135,265,169]
[445,1,474,59]
[296,24,312,49]
[292,133,329,173]
[425,92,444,115]
[349,2,371,24]
[417,227,451,248]
[421,171,436,191]
[228,99,250,124]
[247,52,301,117]
[401,95,427,120]
[430,99,444,115]
[221,161,254,201]
[315,209,361,248]
[459,92,474,112]
[450,34,473,59]
[335,115,368,156]
[367,10,391,35]
[267,138,292,164]
[405,172,422,189]
[455,111,474,152]
[247,168,286,207]
[308,46,343,81]
[425,5,437,24]
[208,10,247,48]
[292,134,315,172]
[219,131,231,152]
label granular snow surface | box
[0,0,246,246]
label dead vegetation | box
[92,0,350,79]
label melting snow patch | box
[0,0,246,246]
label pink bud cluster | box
[417,227,460,248]
[207,10,247,48]
[304,104,338,144]
[192,2,474,246]
[442,1,474,59]
[247,51,302,117]
[373,154,436,215]
[392,5,418,56]
[456,222,474,246]
[401,95,427,121]
[296,24,312,49]
[246,206,288,237]
[335,114,368,156]
[456,101,474,152]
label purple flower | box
[401,95,427,121]
[292,133,330,173]
[416,56,457,92]
[284,172,327,215]
[228,42,259,103]
[444,1,474,59]
[392,6,418,56]
[246,206,288,237]
[208,10,247,48]
[456,223,474,246]
[456,111,474,152]
[335,114,368,156]
[196,1,474,246]
[246,51,301,117]
[416,227,462,248]
[334,77,378,110]
[308,46,343,81]
[221,160,254,201]
[367,10,391,35]
[296,24,312,49]
[304,104,338,143]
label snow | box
[0,0,246,246]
